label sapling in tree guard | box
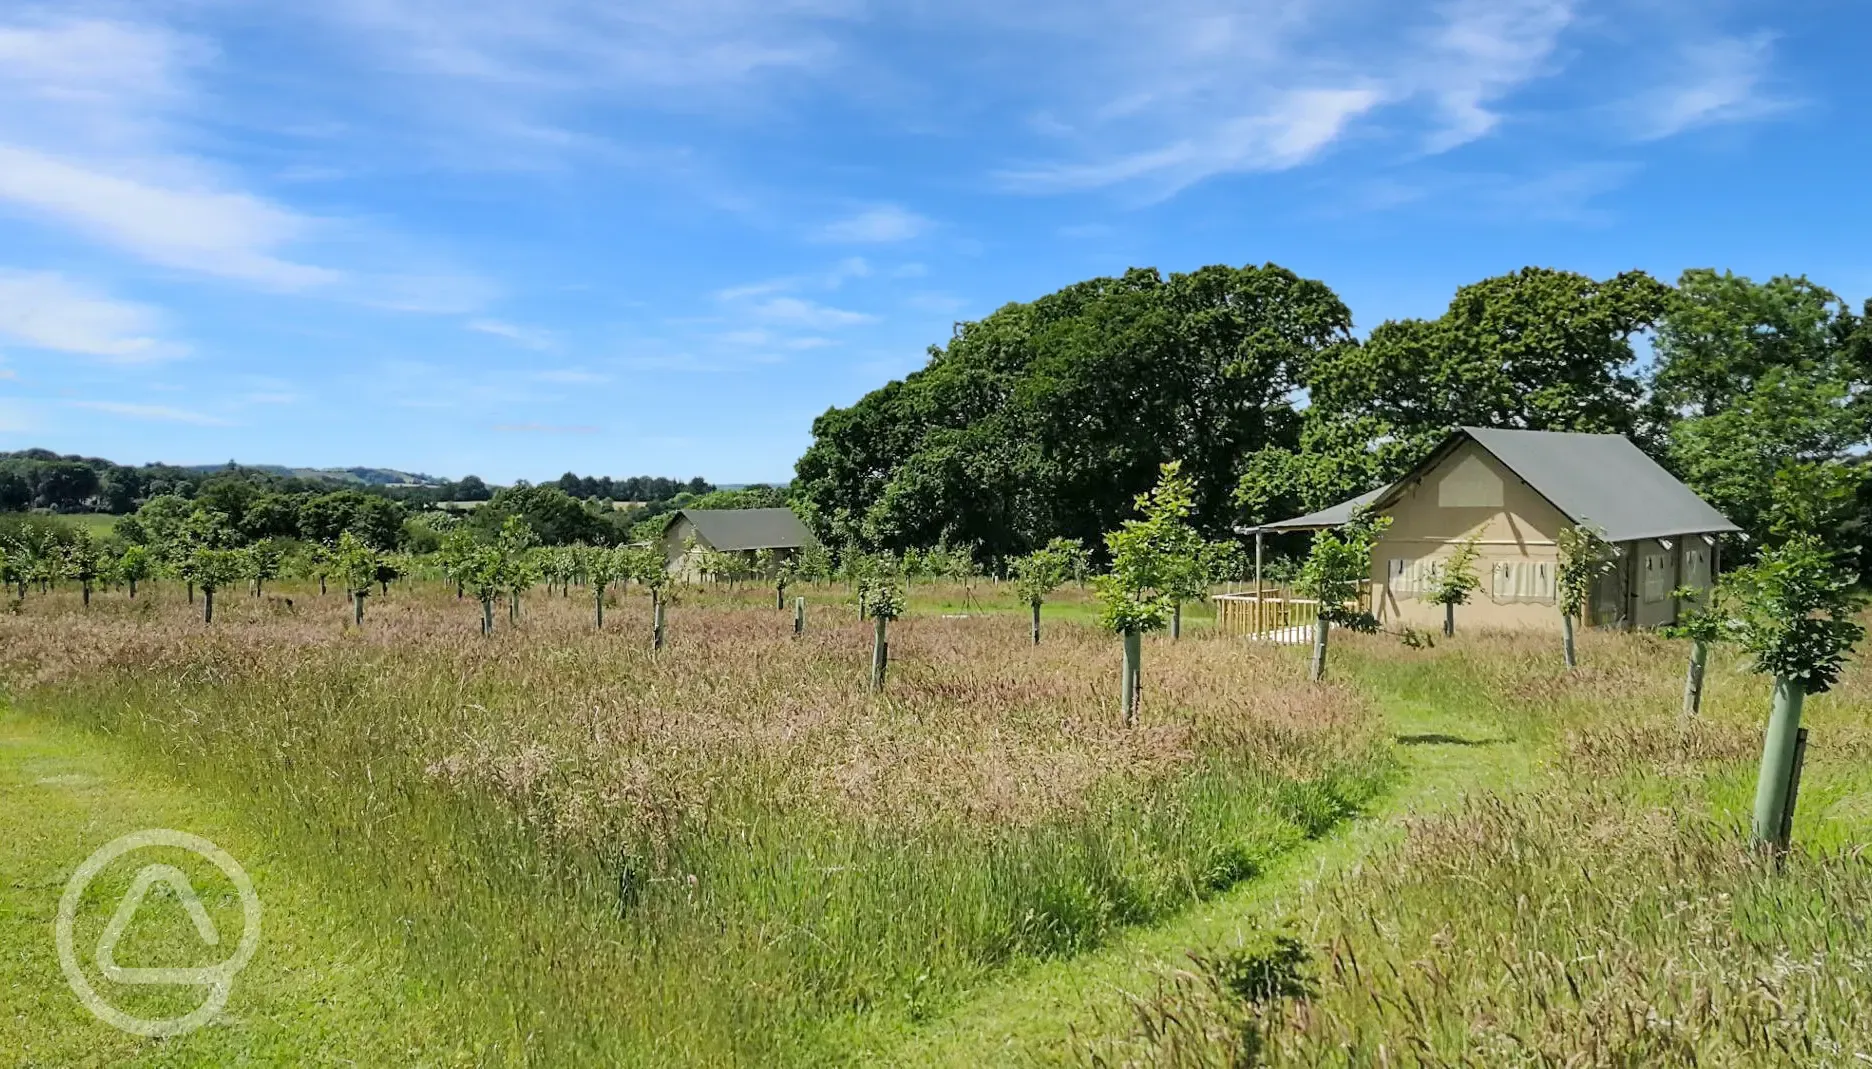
[1426,532,1482,637]
[1725,534,1865,850]
[1095,463,1206,726]
[1295,509,1388,683]
[623,545,670,650]
[245,538,284,597]
[333,532,381,628]
[1556,525,1615,668]
[864,576,905,690]
[588,546,628,630]
[1661,584,1728,721]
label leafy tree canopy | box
[795,263,1354,561]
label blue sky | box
[0,1,1866,484]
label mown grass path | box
[0,707,463,1067]
[863,687,1536,1065]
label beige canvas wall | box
[1368,440,1571,632]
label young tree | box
[61,532,106,609]
[1095,462,1208,725]
[862,575,905,690]
[1011,542,1073,645]
[1294,510,1389,682]
[191,547,243,624]
[461,542,506,635]
[245,538,285,597]
[333,531,381,627]
[587,545,628,629]
[1661,584,1728,721]
[497,516,539,623]
[436,528,477,599]
[0,544,19,601]
[118,544,153,598]
[1556,525,1616,668]
[1425,532,1483,638]
[622,544,671,649]
[1725,534,1866,849]
[300,541,333,596]
[794,542,834,586]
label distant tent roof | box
[674,508,815,552]
[1261,428,1741,543]
[1257,487,1387,531]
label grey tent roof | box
[674,508,815,552]
[1261,428,1740,544]
[1258,487,1387,531]
[1372,427,1739,543]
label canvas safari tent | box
[1248,427,1741,633]
[662,508,815,579]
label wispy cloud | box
[750,296,874,328]
[1626,32,1788,141]
[0,271,185,361]
[469,317,555,349]
[74,400,233,426]
[815,205,931,243]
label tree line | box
[795,264,1871,568]
[0,448,715,516]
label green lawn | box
[0,708,465,1067]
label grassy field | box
[3,579,1869,1065]
[0,579,1377,1065]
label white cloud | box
[1627,33,1787,141]
[0,146,339,290]
[1411,0,1575,151]
[0,271,185,361]
[750,296,874,328]
[469,317,555,349]
[74,400,233,426]
[816,205,932,243]
[1002,88,1382,195]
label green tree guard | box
[1726,533,1864,850]
[794,596,805,636]
[652,592,666,652]
[864,577,904,690]
[1121,629,1141,727]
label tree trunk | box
[1171,602,1181,640]
[652,593,666,652]
[870,616,888,691]
[255,577,264,598]
[481,598,494,635]
[128,578,137,598]
[1121,629,1141,727]
[1562,613,1577,669]
[1681,638,1709,720]
[794,596,805,636]
[354,592,365,627]
[1752,677,1806,850]
[509,591,519,623]
[776,583,786,611]
[319,575,327,596]
[1031,600,1042,646]
[1443,601,1454,638]
[594,585,605,629]
[381,579,389,596]
[82,581,92,608]
[188,581,196,604]
[1309,616,1329,683]
[203,586,214,624]
[456,579,464,599]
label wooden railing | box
[1210,583,1372,639]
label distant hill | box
[179,464,448,487]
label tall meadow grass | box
[0,581,1389,1065]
